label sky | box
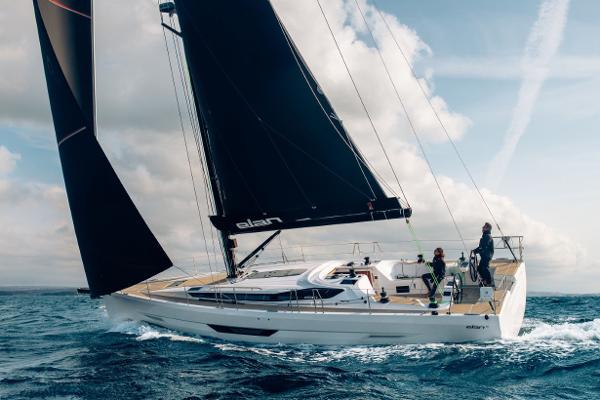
[0,0,598,293]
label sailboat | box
[33,0,526,344]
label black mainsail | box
[173,0,411,237]
[33,0,172,297]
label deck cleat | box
[379,287,390,303]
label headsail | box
[33,0,172,297]
[173,0,411,235]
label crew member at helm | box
[421,247,446,306]
[474,222,495,286]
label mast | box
[172,20,238,277]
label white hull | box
[104,262,526,345]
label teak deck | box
[121,261,520,316]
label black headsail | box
[173,0,411,239]
[33,0,172,297]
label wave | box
[518,318,600,343]
[109,321,204,343]
[106,316,598,365]
[214,342,455,364]
[214,319,600,364]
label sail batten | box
[174,0,410,235]
[34,0,172,297]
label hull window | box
[208,324,277,337]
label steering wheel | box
[469,250,479,282]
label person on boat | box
[473,222,495,287]
[421,247,446,305]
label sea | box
[0,289,598,400]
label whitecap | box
[213,342,452,364]
[109,320,204,343]
[519,318,600,343]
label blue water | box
[0,289,598,400]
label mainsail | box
[33,0,172,297]
[173,0,411,236]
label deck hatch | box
[246,269,307,279]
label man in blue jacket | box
[474,222,494,286]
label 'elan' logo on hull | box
[465,325,489,330]
[236,217,283,230]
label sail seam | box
[57,126,86,147]
[46,0,91,19]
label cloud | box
[0,146,21,176]
[273,0,470,146]
[0,147,85,286]
[0,0,595,292]
[486,0,570,188]
[0,0,179,136]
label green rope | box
[405,220,444,298]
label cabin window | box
[189,288,343,302]
[395,286,410,294]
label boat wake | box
[518,318,599,342]
[109,320,204,343]
[213,318,600,364]
[106,317,599,366]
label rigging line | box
[169,15,208,198]
[273,5,405,204]
[169,16,221,268]
[170,29,226,275]
[161,19,215,274]
[175,49,212,205]
[181,110,222,271]
[171,264,194,278]
[169,19,217,228]
[405,219,443,294]
[372,1,505,237]
[316,0,410,208]
[272,5,379,201]
[170,15,216,215]
[353,0,467,253]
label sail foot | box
[210,198,411,234]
